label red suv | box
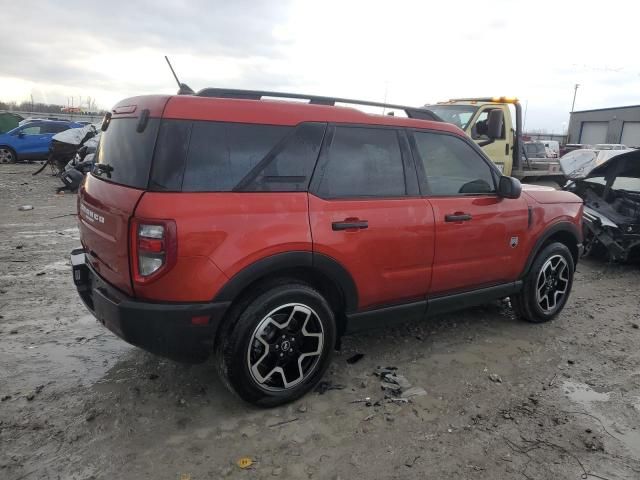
[71,90,583,406]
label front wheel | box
[512,242,575,323]
[0,147,16,164]
[216,281,336,407]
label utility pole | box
[567,84,580,144]
[571,84,580,112]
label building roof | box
[572,104,640,114]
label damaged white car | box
[563,149,640,261]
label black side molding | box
[426,281,522,316]
[344,281,524,334]
[345,300,426,333]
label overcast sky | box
[2,0,639,132]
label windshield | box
[423,105,478,129]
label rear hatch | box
[78,96,169,295]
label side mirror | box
[101,112,112,132]
[498,176,522,199]
[17,131,25,138]
[487,109,504,139]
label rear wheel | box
[216,281,336,407]
[512,242,574,323]
[0,147,16,164]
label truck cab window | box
[471,109,505,140]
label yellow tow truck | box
[425,97,565,185]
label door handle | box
[445,213,472,222]
[332,220,368,231]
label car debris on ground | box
[374,366,427,399]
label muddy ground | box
[1,163,640,480]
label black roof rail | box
[196,88,442,122]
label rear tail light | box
[130,218,177,284]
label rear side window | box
[42,123,70,134]
[412,132,496,196]
[149,121,325,192]
[149,120,191,191]
[182,122,291,191]
[236,123,326,191]
[93,118,160,189]
[313,126,406,198]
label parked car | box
[565,149,640,261]
[0,120,84,163]
[70,90,583,406]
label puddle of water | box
[562,380,640,455]
[563,380,610,403]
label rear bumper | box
[71,248,230,363]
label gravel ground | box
[1,163,640,480]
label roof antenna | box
[165,56,195,95]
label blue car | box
[0,120,84,163]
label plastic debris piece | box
[18,205,34,211]
[236,457,253,469]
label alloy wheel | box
[535,254,569,313]
[247,303,324,391]
[0,148,15,164]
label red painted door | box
[409,129,529,295]
[428,196,529,294]
[309,195,435,309]
[308,125,434,310]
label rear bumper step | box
[71,248,230,363]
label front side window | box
[314,126,406,198]
[21,124,42,135]
[413,131,496,196]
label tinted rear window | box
[149,121,326,192]
[183,122,291,191]
[314,126,407,198]
[93,118,160,188]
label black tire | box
[512,242,574,323]
[216,280,336,407]
[0,146,17,164]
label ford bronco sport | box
[71,90,583,406]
